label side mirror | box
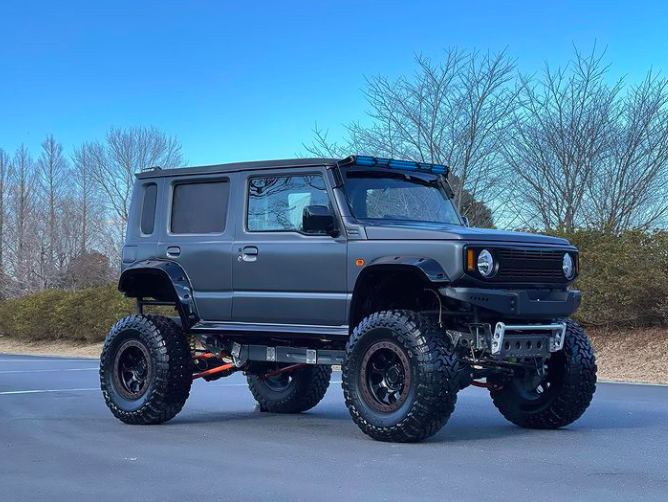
[462,216,470,227]
[303,205,338,236]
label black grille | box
[493,248,567,284]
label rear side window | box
[171,180,229,234]
[140,183,158,235]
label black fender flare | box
[349,255,450,328]
[118,260,199,329]
[361,255,450,283]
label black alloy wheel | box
[342,310,461,442]
[360,341,411,413]
[246,364,332,414]
[114,340,152,400]
[489,319,597,429]
[262,372,294,392]
[100,315,193,425]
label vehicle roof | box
[135,158,340,179]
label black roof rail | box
[140,165,162,173]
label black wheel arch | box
[348,256,449,331]
[118,260,199,329]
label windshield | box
[342,170,463,225]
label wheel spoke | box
[116,343,150,398]
[376,385,389,404]
[369,372,383,385]
[363,343,409,412]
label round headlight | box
[477,249,495,277]
[563,253,575,279]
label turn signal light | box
[466,249,475,271]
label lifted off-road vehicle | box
[100,156,596,442]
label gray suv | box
[100,156,596,442]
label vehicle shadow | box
[172,398,668,444]
[176,402,352,426]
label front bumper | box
[440,287,581,319]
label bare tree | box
[0,149,9,298]
[37,135,69,286]
[506,47,668,232]
[305,48,518,226]
[6,145,38,296]
[57,195,92,274]
[87,126,184,244]
[585,71,668,231]
[504,48,621,231]
[72,143,104,254]
[0,127,183,298]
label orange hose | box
[470,380,503,390]
[193,353,216,360]
[193,362,235,380]
[264,363,308,378]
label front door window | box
[247,175,329,233]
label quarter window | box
[140,183,158,235]
[171,180,229,234]
[247,175,329,232]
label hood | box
[363,221,570,246]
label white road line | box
[0,359,96,363]
[600,379,668,388]
[0,387,99,396]
[0,380,344,396]
[0,367,98,374]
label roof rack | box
[338,155,449,175]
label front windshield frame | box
[340,167,465,226]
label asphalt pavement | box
[1,353,667,502]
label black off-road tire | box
[247,365,332,413]
[342,310,461,443]
[490,319,597,429]
[100,315,193,425]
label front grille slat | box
[490,248,568,284]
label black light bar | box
[338,155,449,175]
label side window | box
[247,174,329,233]
[171,180,230,234]
[140,183,158,235]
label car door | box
[231,168,348,326]
[156,173,236,321]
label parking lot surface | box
[1,353,667,502]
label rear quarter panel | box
[121,178,162,270]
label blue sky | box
[1,0,666,166]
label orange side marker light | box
[466,249,475,271]
[355,259,365,266]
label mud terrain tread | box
[247,365,332,413]
[490,318,597,429]
[100,315,193,425]
[342,310,460,442]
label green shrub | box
[1,229,667,342]
[0,284,134,343]
[556,230,668,328]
